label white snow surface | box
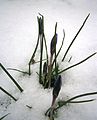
[0,0,97,120]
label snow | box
[0,0,97,120]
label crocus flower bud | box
[52,75,62,107]
[53,75,62,98]
[50,33,57,56]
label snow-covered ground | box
[0,0,97,120]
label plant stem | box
[58,52,97,74]
[0,86,17,101]
[0,63,23,92]
[62,13,90,61]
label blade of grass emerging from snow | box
[55,92,97,110]
[29,35,40,75]
[39,15,44,84]
[47,23,58,88]
[43,34,49,68]
[62,13,90,61]
[52,29,65,66]
[58,99,95,106]
[69,99,96,103]
[0,113,10,120]
[39,35,44,84]
[0,86,17,101]
[29,35,39,64]
[0,63,23,92]
[7,68,29,75]
[54,23,57,77]
[58,52,97,74]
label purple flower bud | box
[50,34,58,56]
[53,75,62,98]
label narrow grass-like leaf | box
[7,68,29,75]
[30,59,46,64]
[43,62,47,75]
[28,63,31,76]
[55,91,97,110]
[38,13,44,35]
[0,63,23,92]
[54,38,57,77]
[29,35,39,65]
[29,35,40,75]
[52,29,65,66]
[39,34,44,84]
[62,13,90,61]
[43,34,49,67]
[42,62,47,85]
[0,86,17,101]
[58,52,97,74]
[0,113,10,120]
[66,92,97,102]
[38,13,44,73]
[69,99,96,103]
[58,99,95,106]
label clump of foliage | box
[0,13,97,120]
[28,13,97,120]
[29,13,97,89]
